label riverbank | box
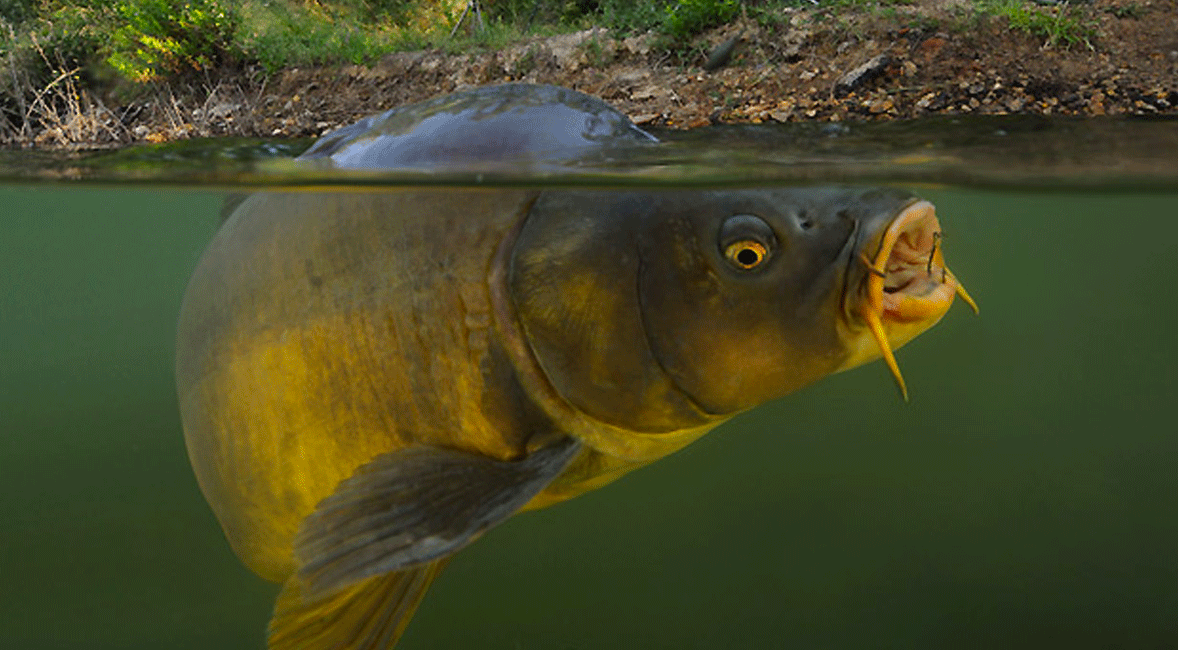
[7,0,1177,149]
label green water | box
[2,138,1178,649]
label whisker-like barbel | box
[948,271,980,314]
[862,306,908,401]
[927,232,941,274]
[859,252,886,277]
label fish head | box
[509,187,972,434]
[633,187,971,414]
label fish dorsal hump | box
[300,83,656,170]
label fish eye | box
[725,240,768,269]
[719,214,776,271]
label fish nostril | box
[795,211,815,231]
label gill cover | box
[508,191,709,434]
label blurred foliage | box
[486,0,744,38]
[15,3,104,68]
[1,1,104,120]
[106,0,240,80]
[2,0,919,94]
[485,0,600,27]
[237,0,393,74]
[0,0,36,25]
[662,0,739,38]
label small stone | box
[834,54,891,97]
[631,86,667,101]
[869,97,895,114]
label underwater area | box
[2,116,1177,649]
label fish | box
[174,83,975,650]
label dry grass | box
[2,28,267,149]
[2,33,131,148]
[130,77,268,143]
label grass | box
[981,0,1096,50]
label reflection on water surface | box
[1,116,1176,190]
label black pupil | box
[736,247,760,267]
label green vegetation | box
[3,0,764,86]
[980,0,1096,49]
[106,0,239,81]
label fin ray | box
[269,561,446,650]
[295,436,582,595]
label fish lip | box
[858,199,958,324]
[840,198,975,399]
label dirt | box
[19,0,1178,148]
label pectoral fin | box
[294,436,582,596]
[269,560,447,650]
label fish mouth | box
[854,200,978,400]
